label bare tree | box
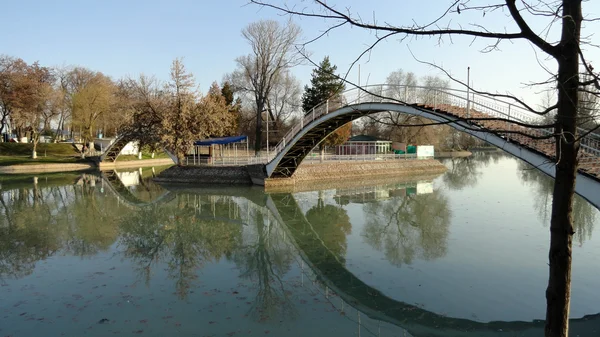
[68,68,115,142]
[13,62,55,158]
[359,71,450,146]
[0,56,27,139]
[229,20,302,154]
[123,59,235,164]
[52,66,74,141]
[249,1,598,336]
[0,56,54,156]
[266,70,302,140]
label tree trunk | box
[177,152,185,166]
[31,132,38,159]
[545,2,581,336]
[0,112,7,137]
[320,143,325,163]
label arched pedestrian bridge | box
[262,85,600,209]
[98,136,178,163]
[94,85,600,208]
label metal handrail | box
[186,153,423,166]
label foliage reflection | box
[361,188,451,266]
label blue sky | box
[2,0,599,107]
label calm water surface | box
[1,153,599,337]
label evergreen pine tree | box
[301,57,351,154]
[302,57,345,113]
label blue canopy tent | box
[193,135,247,146]
[191,135,249,165]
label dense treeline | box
[0,20,495,160]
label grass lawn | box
[0,143,172,166]
[0,142,79,156]
[0,143,90,166]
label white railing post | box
[326,100,329,114]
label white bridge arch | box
[264,85,600,209]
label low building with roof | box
[335,135,392,155]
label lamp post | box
[466,66,471,119]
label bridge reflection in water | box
[92,172,600,336]
[0,166,599,337]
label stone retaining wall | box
[153,165,254,185]
[265,159,447,189]
[154,159,447,188]
[265,171,445,193]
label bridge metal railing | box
[267,84,600,167]
[303,153,421,162]
[184,153,423,167]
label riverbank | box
[98,158,174,170]
[265,170,445,193]
[265,159,447,189]
[0,162,96,174]
[154,159,447,187]
[153,164,265,185]
[0,158,174,174]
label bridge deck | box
[424,103,600,178]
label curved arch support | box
[100,135,178,164]
[266,102,600,210]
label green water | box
[1,154,599,337]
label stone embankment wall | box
[264,159,447,189]
[153,164,266,186]
[154,159,447,187]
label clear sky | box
[1,0,599,108]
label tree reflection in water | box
[119,194,244,299]
[0,174,301,324]
[305,191,352,261]
[0,174,123,281]
[232,208,296,322]
[119,189,297,321]
[441,151,504,190]
[517,160,596,245]
[362,189,451,266]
